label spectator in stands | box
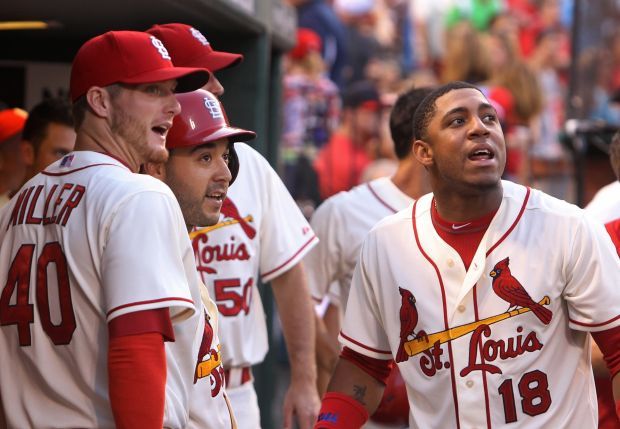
[314,80,383,200]
[281,27,341,216]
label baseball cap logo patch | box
[150,36,172,60]
[204,98,224,119]
[190,27,210,46]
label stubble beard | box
[110,108,169,164]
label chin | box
[201,212,221,227]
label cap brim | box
[206,126,256,143]
[122,67,210,93]
[203,51,243,72]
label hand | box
[282,378,321,429]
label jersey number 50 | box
[0,243,76,346]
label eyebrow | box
[442,102,495,119]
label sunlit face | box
[422,88,506,191]
[109,80,181,164]
[164,138,232,227]
[33,122,76,173]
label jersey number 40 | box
[0,243,76,346]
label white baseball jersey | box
[342,180,620,429]
[584,180,620,224]
[305,176,414,310]
[0,151,228,429]
[191,143,318,368]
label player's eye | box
[223,153,230,164]
[201,154,212,162]
[144,85,162,95]
[482,113,497,123]
[449,117,465,127]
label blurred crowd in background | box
[280,0,620,218]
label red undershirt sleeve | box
[591,325,620,379]
[108,309,173,429]
[341,346,393,385]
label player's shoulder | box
[367,194,418,235]
[510,181,584,221]
[232,143,265,164]
[314,180,379,217]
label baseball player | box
[0,30,211,428]
[306,87,433,427]
[314,81,620,429]
[21,97,76,184]
[147,23,321,428]
[143,88,257,428]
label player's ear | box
[142,162,166,181]
[86,86,113,118]
[413,138,433,167]
[19,140,35,167]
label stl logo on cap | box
[150,36,172,60]
[204,98,224,119]
[190,27,210,46]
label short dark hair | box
[413,81,485,141]
[389,87,434,159]
[342,80,381,109]
[23,97,74,150]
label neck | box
[391,156,431,200]
[74,115,141,173]
[433,181,503,222]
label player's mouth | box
[206,191,226,203]
[151,122,172,139]
[467,145,495,162]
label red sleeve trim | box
[341,347,393,385]
[107,297,194,317]
[569,314,620,328]
[108,308,175,342]
[261,234,317,279]
[339,331,392,355]
[591,326,620,379]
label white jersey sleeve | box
[305,196,345,302]
[103,190,195,321]
[563,211,620,331]
[340,227,394,359]
[254,147,318,282]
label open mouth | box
[152,124,170,138]
[468,148,494,161]
[206,192,226,203]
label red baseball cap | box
[0,108,28,143]
[69,30,210,102]
[147,23,243,72]
[167,89,255,149]
[289,28,322,60]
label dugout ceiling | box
[0,0,297,157]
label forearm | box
[326,358,385,416]
[316,312,340,396]
[614,373,620,402]
[272,262,317,383]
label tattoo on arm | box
[352,384,367,405]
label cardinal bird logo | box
[396,287,427,363]
[221,198,256,239]
[490,257,552,325]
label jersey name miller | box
[7,183,86,229]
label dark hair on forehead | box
[413,81,485,142]
[23,97,74,149]
[389,86,434,159]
